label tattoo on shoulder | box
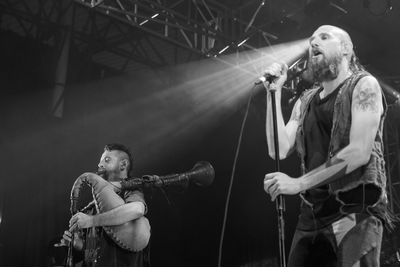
[353,86,380,113]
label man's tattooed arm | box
[297,153,348,190]
[295,76,383,191]
[352,81,381,113]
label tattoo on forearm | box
[353,87,380,113]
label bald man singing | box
[263,25,392,266]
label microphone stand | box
[269,86,286,267]
[65,240,74,267]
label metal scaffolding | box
[75,0,278,55]
[1,0,282,71]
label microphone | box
[255,52,309,85]
[256,73,279,84]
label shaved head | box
[112,149,130,166]
[308,25,360,82]
[315,25,354,60]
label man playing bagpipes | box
[60,143,151,267]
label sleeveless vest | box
[295,71,390,223]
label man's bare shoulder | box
[352,75,382,114]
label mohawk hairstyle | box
[104,143,134,177]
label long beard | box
[310,53,342,82]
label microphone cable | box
[217,84,258,267]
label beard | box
[97,168,120,181]
[309,52,342,83]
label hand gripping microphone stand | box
[268,82,286,267]
[258,53,308,267]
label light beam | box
[5,38,309,170]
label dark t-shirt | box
[297,85,344,230]
[97,189,150,267]
[78,190,150,267]
[296,80,382,230]
[295,73,386,232]
[303,86,339,170]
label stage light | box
[237,37,249,47]
[218,45,230,54]
[22,38,308,168]
[139,13,159,26]
[139,19,149,26]
[329,2,348,14]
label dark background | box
[1,0,400,266]
[0,55,302,266]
